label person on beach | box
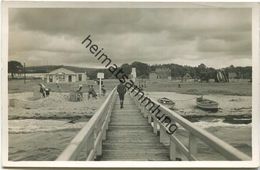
[39,83,46,97]
[101,85,106,96]
[77,84,83,92]
[76,84,83,101]
[39,83,50,98]
[117,82,126,109]
[88,85,97,99]
[55,79,61,91]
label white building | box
[46,67,88,83]
[131,68,137,82]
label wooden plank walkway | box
[56,88,251,161]
[100,93,170,161]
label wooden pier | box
[56,87,251,161]
[101,94,169,161]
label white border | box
[1,2,259,168]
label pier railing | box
[56,87,117,161]
[130,91,251,161]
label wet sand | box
[147,92,251,117]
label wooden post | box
[23,63,26,84]
[139,103,142,111]
[102,129,106,140]
[106,118,109,129]
[86,132,95,160]
[153,119,158,135]
[96,140,102,156]
[99,77,102,97]
[188,132,198,159]
[97,72,104,97]
[143,109,148,118]
[170,138,177,161]
[160,127,170,145]
[148,114,152,124]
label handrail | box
[129,90,251,161]
[56,87,117,161]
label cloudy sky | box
[9,8,251,69]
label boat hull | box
[196,98,219,112]
[196,103,218,111]
[158,97,175,109]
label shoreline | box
[8,89,252,121]
[8,112,251,122]
[8,90,252,161]
[8,115,91,120]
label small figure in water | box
[117,81,126,109]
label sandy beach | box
[8,90,252,161]
[8,92,106,120]
[7,79,252,161]
[147,92,252,117]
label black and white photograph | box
[1,2,260,168]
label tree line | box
[8,60,252,81]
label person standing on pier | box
[117,81,126,109]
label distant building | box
[46,67,88,83]
[228,72,238,82]
[149,68,172,80]
[155,68,171,79]
[27,73,47,80]
[131,68,137,82]
[149,72,158,80]
[228,72,237,79]
[182,73,192,82]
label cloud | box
[8,8,252,68]
[197,36,251,55]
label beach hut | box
[182,73,192,82]
[46,67,88,83]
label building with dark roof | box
[46,67,88,83]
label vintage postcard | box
[1,1,259,168]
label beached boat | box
[224,116,251,124]
[158,97,175,110]
[196,96,219,112]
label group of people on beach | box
[38,81,127,109]
[38,83,107,100]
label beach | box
[147,92,251,117]
[8,79,252,161]
[8,92,106,120]
[147,92,252,160]
[8,89,106,161]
